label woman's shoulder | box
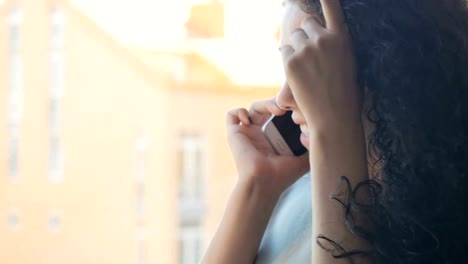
[255,173,312,264]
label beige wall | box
[0,0,278,263]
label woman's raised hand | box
[281,0,362,135]
[226,98,310,197]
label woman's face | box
[276,0,312,149]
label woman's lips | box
[299,124,309,136]
[291,113,309,147]
[300,132,310,148]
[298,124,310,148]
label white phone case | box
[261,115,295,156]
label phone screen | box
[272,111,307,156]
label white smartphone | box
[261,111,308,156]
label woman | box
[202,0,468,263]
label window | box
[49,8,64,182]
[8,58,22,179]
[136,183,144,225]
[7,6,21,53]
[178,135,205,201]
[49,92,61,133]
[7,7,22,180]
[50,8,64,105]
[47,212,62,233]
[7,211,19,230]
[179,223,203,264]
[51,8,64,50]
[178,135,205,263]
[49,53,63,182]
[49,135,63,182]
[50,53,64,102]
[7,128,19,179]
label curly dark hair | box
[296,0,468,263]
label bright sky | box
[71,0,285,86]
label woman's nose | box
[276,82,296,110]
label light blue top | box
[255,174,312,264]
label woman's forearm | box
[201,179,280,264]
[310,123,371,264]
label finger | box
[280,44,295,66]
[249,99,286,123]
[301,16,325,40]
[226,108,251,126]
[289,28,309,51]
[319,0,346,32]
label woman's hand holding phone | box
[226,98,310,198]
[203,99,309,264]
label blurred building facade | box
[0,0,279,263]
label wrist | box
[307,120,368,180]
[235,175,282,206]
[308,119,365,144]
